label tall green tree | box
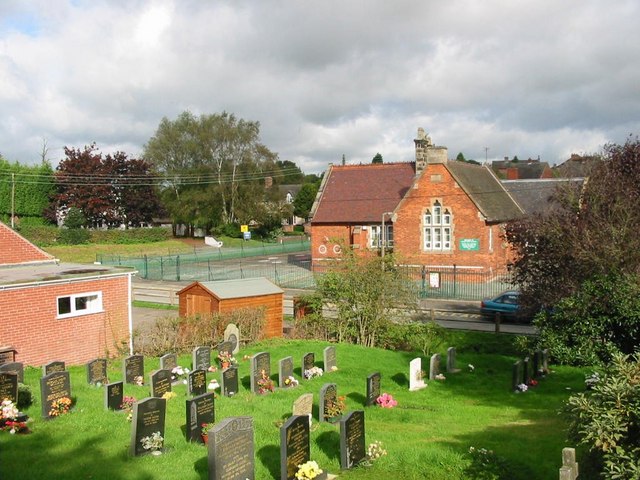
[372,153,383,164]
[293,183,318,220]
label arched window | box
[423,201,452,251]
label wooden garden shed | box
[177,278,284,338]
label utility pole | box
[484,147,489,165]
[11,173,15,228]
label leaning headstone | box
[302,352,315,378]
[279,356,295,388]
[0,362,24,383]
[319,383,338,423]
[208,416,254,480]
[559,447,579,480]
[123,354,144,385]
[192,346,211,371]
[366,372,381,406]
[429,353,441,380]
[446,347,461,373]
[512,360,523,392]
[224,323,241,355]
[0,372,18,404]
[340,410,366,470]
[130,397,167,456]
[186,392,215,443]
[292,393,314,420]
[105,381,124,410]
[86,358,108,385]
[188,369,207,397]
[522,356,531,385]
[40,370,71,418]
[221,366,239,397]
[159,353,178,371]
[43,361,65,376]
[280,414,311,480]
[409,358,426,391]
[149,369,172,398]
[323,346,337,372]
[542,348,550,374]
[250,352,271,394]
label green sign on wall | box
[459,238,480,251]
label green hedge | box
[16,225,59,246]
[17,226,172,247]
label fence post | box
[452,264,457,298]
[208,259,212,281]
[494,312,501,333]
[176,255,180,282]
[144,255,148,279]
[421,265,426,297]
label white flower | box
[468,364,475,372]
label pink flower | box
[376,393,398,408]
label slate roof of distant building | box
[502,178,584,215]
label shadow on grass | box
[258,444,280,479]
[346,391,366,406]
[193,454,208,479]
[316,430,341,461]
[391,372,407,387]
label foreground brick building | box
[309,129,524,273]
[0,222,134,366]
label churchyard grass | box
[0,338,586,479]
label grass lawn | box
[0,338,585,479]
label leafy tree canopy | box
[293,183,318,219]
[0,157,55,225]
[372,153,383,164]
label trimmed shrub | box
[17,383,34,410]
[16,225,59,246]
[89,227,171,244]
[58,228,90,245]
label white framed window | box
[57,292,103,318]
[369,225,394,248]
[423,201,452,251]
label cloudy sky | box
[1,1,639,173]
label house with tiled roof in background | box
[309,129,525,273]
[0,221,135,366]
[491,157,554,180]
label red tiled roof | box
[311,162,416,223]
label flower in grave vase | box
[49,397,72,417]
[217,352,236,368]
[295,460,323,480]
[257,370,275,394]
[140,431,164,453]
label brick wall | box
[0,275,131,366]
[0,222,54,265]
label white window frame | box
[423,201,452,251]
[57,291,103,319]
[369,224,394,248]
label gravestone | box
[221,366,239,397]
[533,350,542,377]
[43,361,65,376]
[0,347,17,366]
[323,346,337,372]
[302,352,315,374]
[208,416,254,480]
[522,356,531,385]
[0,362,24,383]
[542,348,550,374]
[446,347,461,373]
[159,353,178,371]
[429,353,441,380]
[0,372,18,404]
[559,447,579,480]
[409,358,426,391]
[280,415,311,480]
[340,410,366,470]
[186,392,215,443]
[319,383,338,423]
[149,369,172,398]
[130,397,167,456]
[250,352,271,394]
[292,393,314,425]
[86,358,108,385]
[512,360,523,391]
[105,381,124,410]
[279,356,295,388]
[40,370,71,418]
[188,369,207,397]
[217,341,233,357]
[123,354,144,384]
[366,372,381,406]
[224,323,241,355]
[192,346,211,371]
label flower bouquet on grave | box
[516,383,528,393]
[375,393,397,409]
[0,399,30,434]
[295,460,323,480]
[140,431,164,455]
[325,395,346,421]
[120,396,137,421]
[49,397,72,417]
[134,375,144,386]
[257,370,275,394]
[284,376,299,388]
[303,366,323,380]
[217,351,236,368]
[171,365,189,383]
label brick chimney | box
[414,128,447,174]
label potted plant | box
[217,351,236,369]
[201,422,215,444]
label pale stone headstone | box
[446,347,461,373]
[159,353,177,371]
[292,393,313,419]
[208,416,254,480]
[522,356,531,385]
[559,447,579,480]
[323,346,337,372]
[224,323,241,355]
[512,360,523,392]
[409,358,426,391]
[429,353,441,380]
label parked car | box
[480,290,529,322]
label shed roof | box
[178,278,284,300]
[0,262,134,288]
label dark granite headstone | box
[105,381,124,410]
[0,362,24,383]
[208,416,254,480]
[250,352,271,394]
[130,397,167,456]
[217,341,233,357]
[186,392,215,443]
[319,383,337,422]
[192,346,211,371]
[447,347,461,373]
[279,356,295,388]
[223,323,241,355]
[0,372,18,404]
[188,369,207,397]
[221,366,239,397]
[0,347,17,366]
[149,369,172,398]
[86,358,108,385]
[280,415,311,480]
[43,361,65,376]
[366,372,381,406]
[40,370,71,418]
[522,356,531,385]
[340,410,366,469]
[323,346,337,372]
[533,350,542,377]
[302,352,315,373]
[123,355,144,384]
[429,353,441,380]
[159,353,178,371]
[512,360,523,392]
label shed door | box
[186,294,212,316]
